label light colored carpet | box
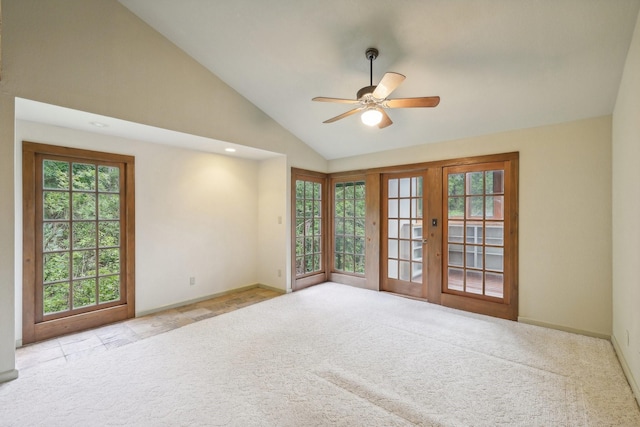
[1,283,639,426]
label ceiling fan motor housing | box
[357,85,377,100]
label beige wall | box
[0,0,326,381]
[612,9,640,404]
[14,120,279,343]
[330,116,613,337]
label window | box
[292,169,327,290]
[23,142,135,344]
[333,180,366,275]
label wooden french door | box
[440,160,518,320]
[23,142,135,344]
[381,171,429,298]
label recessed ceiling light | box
[90,121,108,128]
[225,148,237,153]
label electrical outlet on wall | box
[189,276,196,286]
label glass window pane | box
[486,223,504,246]
[43,252,70,283]
[334,217,344,235]
[399,199,410,218]
[344,183,354,199]
[486,196,504,220]
[343,254,354,272]
[355,218,365,236]
[411,199,423,219]
[466,245,484,269]
[344,237,354,254]
[388,239,398,258]
[295,181,305,199]
[448,173,464,196]
[335,200,345,217]
[344,219,354,235]
[313,200,321,217]
[485,170,504,194]
[355,199,365,217]
[344,200,354,217]
[467,196,484,219]
[399,178,411,198]
[72,193,96,220]
[305,181,313,199]
[304,200,313,218]
[43,222,70,252]
[355,237,365,255]
[98,166,120,192]
[486,247,504,272]
[388,219,398,238]
[485,272,504,298]
[448,221,464,243]
[313,183,321,200]
[448,197,464,219]
[98,221,120,247]
[388,260,398,279]
[73,250,96,279]
[335,236,344,253]
[448,244,464,267]
[43,282,70,314]
[43,191,70,220]
[296,200,304,218]
[355,182,365,199]
[466,270,483,294]
[295,257,304,275]
[399,261,410,281]
[388,179,398,198]
[304,237,314,255]
[313,237,321,253]
[355,256,365,274]
[388,199,399,218]
[73,279,97,309]
[448,267,464,291]
[335,253,344,271]
[296,237,305,256]
[399,240,410,260]
[72,163,96,191]
[99,275,120,303]
[411,177,422,197]
[43,160,69,190]
[99,248,120,275]
[467,172,484,195]
[466,223,483,244]
[73,221,96,249]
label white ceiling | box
[118,0,639,160]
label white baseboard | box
[0,369,19,384]
[611,334,640,408]
[517,316,611,340]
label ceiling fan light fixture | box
[361,108,383,126]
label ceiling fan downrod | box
[365,47,378,87]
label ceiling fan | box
[312,48,440,129]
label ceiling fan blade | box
[385,96,441,108]
[312,97,360,104]
[372,72,406,99]
[377,109,393,129]
[323,107,363,123]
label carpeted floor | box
[1,283,639,426]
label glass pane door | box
[444,166,506,300]
[381,172,427,298]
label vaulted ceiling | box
[119,0,640,160]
